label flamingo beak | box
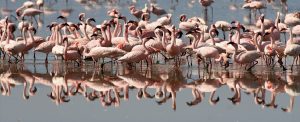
[57,16,65,20]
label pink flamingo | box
[191,29,220,68]
[51,24,65,59]
[82,45,127,67]
[62,37,82,65]
[150,4,167,17]
[118,37,153,66]
[264,26,286,70]
[166,25,182,57]
[227,32,263,70]
[284,28,300,70]
[178,14,198,32]
[3,24,28,62]
[16,8,43,26]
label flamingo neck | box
[209,29,216,45]
[28,30,35,43]
[191,34,197,49]
[49,27,56,42]
[101,27,107,43]
[22,28,27,45]
[161,31,167,49]
[171,30,176,46]
[5,31,10,44]
[288,28,293,44]
[83,24,91,41]
[1,27,7,42]
[106,26,112,44]
[229,35,232,42]
[67,26,78,39]
[112,20,120,38]
[270,31,275,46]
[275,14,279,29]
[58,27,63,45]
[236,29,241,44]
[261,21,265,35]
[124,25,129,43]
[197,32,204,47]
[64,40,68,56]
[254,34,261,52]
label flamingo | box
[16,8,43,26]
[191,29,220,68]
[83,45,127,67]
[150,4,167,17]
[264,26,286,70]
[3,24,28,62]
[284,12,300,27]
[178,14,198,32]
[227,32,263,70]
[34,36,55,63]
[165,25,182,57]
[62,37,82,65]
[283,28,300,70]
[51,24,65,59]
[118,37,153,66]
[292,25,300,36]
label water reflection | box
[1,64,299,112]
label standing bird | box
[227,32,263,71]
[165,25,183,65]
[16,8,43,27]
[191,29,220,69]
[118,37,153,67]
[284,12,300,27]
[62,37,82,65]
[284,28,300,70]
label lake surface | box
[1,0,300,122]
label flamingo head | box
[86,18,96,24]
[62,37,68,43]
[70,23,80,30]
[127,20,138,26]
[128,5,135,10]
[46,22,57,31]
[259,14,265,23]
[141,13,150,21]
[227,41,238,51]
[270,25,277,32]
[78,13,85,21]
[16,11,22,17]
[176,30,183,38]
[57,15,65,20]
[29,26,36,34]
[179,14,187,22]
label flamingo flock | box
[0,0,300,72]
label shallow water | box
[0,62,300,122]
[1,0,300,122]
